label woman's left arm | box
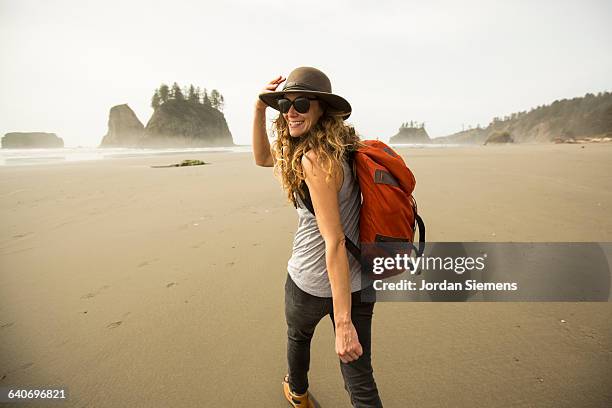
[302,151,363,364]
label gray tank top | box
[287,158,363,297]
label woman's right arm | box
[252,105,274,167]
[253,75,285,167]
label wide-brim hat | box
[258,67,352,120]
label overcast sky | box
[1,0,611,147]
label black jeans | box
[284,273,383,407]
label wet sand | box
[1,143,611,407]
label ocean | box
[0,143,463,166]
[0,146,253,166]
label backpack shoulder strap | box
[299,180,315,214]
[299,180,361,261]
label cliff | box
[435,91,612,144]
[389,125,431,144]
[142,99,234,147]
[2,132,64,148]
[99,104,145,147]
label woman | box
[252,67,383,408]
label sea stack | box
[99,104,145,148]
[389,123,431,144]
[2,132,64,148]
[142,99,234,147]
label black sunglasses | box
[277,96,318,114]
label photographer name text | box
[373,279,518,291]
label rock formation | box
[99,104,145,147]
[2,132,64,148]
[484,131,514,145]
[142,99,233,147]
[98,100,234,148]
[389,124,431,144]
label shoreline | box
[4,141,612,167]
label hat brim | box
[259,90,352,120]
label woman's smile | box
[289,120,304,129]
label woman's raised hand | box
[255,75,286,111]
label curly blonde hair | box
[271,102,364,207]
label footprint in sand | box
[137,258,158,267]
[1,322,15,329]
[19,362,34,370]
[166,282,177,288]
[107,321,122,329]
[80,285,111,299]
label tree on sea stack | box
[210,89,221,110]
[151,90,161,110]
[188,85,199,104]
[202,89,211,107]
[148,82,227,113]
[218,94,225,112]
[171,82,184,101]
[159,84,170,103]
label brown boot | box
[282,374,314,408]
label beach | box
[1,143,611,407]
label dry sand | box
[1,144,611,407]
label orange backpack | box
[299,140,425,279]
